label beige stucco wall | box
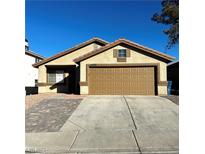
[38,85,69,93]
[158,86,168,95]
[46,43,97,65]
[38,70,69,93]
[38,43,99,93]
[38,65,47,83]
[39,86,57,93]
[80,86,89,95]
[80,45,168,95]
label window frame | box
[118,49,127,58]
[47,70,65,84]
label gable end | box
[73,39,175,63]
[33,37,108,68]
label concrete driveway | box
[26,96,179,154]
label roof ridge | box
[93,37,109,43]
[59,37,107,54]
[73,41,114,61]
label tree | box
[152,0,179,49]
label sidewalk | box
[26,130,140,153]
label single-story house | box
[167,61,179,95]
[33,37,175,95]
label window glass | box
[35,58,40,63]
[48,70,64,84]
[56,70,64,83]
[118,49,126,58]
[48,72,56,83]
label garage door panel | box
[88,66,155,95]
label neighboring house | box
[25,40,44,95]
[167,61,179,95]
[33,37,175,95]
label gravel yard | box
[26,98,82,133]
[161,95,179,105]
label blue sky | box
[26,0,179,59]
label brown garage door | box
[88,66,156,95]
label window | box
[56,70,64,83]
[35,58,40,63]
[118,49,126,58]
[48,70,64,84]
[25,46,29,51]
[35,79,38,87]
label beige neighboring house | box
[33,37,175,95]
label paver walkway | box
[25,93,85,109]
[26,96,179,154]
[26,99,82,132]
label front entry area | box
[46,65,77,94]
[88,65,157,95]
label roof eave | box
[167,60,179,66]
[25,50,45,59]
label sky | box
[26,0,179,60]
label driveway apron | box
[60,96,136,131]
[125,96,179,154]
